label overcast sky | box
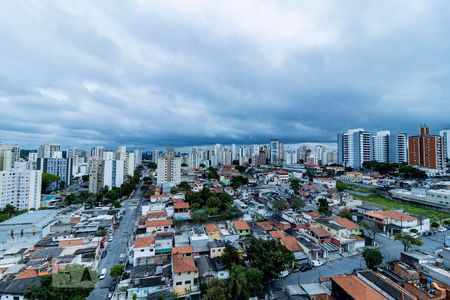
[1,1,450,150]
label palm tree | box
[2,204,16,217]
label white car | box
[99,268,107,280]
[311,260,324,267]
[279,270,289,278]
[108,236,114,242]
[438,227,447,232]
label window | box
[176,282,182,286]
[184,280,191,284]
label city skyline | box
[1,2,450,148]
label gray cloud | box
[1,0,450,149]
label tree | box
[25,265,96,300]
[431,222,440,228]
[96,229,107,237]
[399,165,427,179]
[41,173,60,192]
[339,208,353,221]
[317,198,332,216]
[178,181,191,192]
[360,220,380,241]
[234,165,246,173]
[2,204,16,217]
[110,264,125,278]
[272,199,288,213]
[246,239,293,282]
[289,178,301,192]
[290,197,304,211]
[362,248,383,270]
[222,244,241,269]
[65,194,77,206]
[394,232,424,251]
[203,279,230,300]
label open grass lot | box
[337,181,450,222]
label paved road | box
[87,184,143,300]
[274,231,449,287]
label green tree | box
[317,198,332,216]
[362,248,383,270]
[96,229,107,237]
[2,204,16,217]
[222,244,241,269]
[178,181,192,192]
[431,221,440,228]
[110,264,125,278]
[289,177,301,192]
[339,208,353,221]
[360,221,380,241]
[394,232,424,251]
[290,197,305,211]
[203,279,230,300]
[235,165,246,173]
[42,173,60,192]
[246,239,293,282]
[272,199,288,213]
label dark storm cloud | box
[1,0,450,149]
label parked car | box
[423,231,432,236]
[279,270,289,278]
[99,268,107,280]
[108,236,114,242]
[311,260,324,267]
[438,227,447,232]
[101,250,107,258]
[299,264,313,272]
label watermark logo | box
[52,265,98,288]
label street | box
[274,231,449,287]
[87,184,143,300]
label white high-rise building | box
[190,148,199,168]
[116,145,127,161]
[373,130,390,163]
[134,149,142,166]
[103,160,124,189]
[0,147,13,171]
[440,129,450,162]
[102,151,115,161]
[124,152,135,178]
[0,170,42,210]
[337,129,372,169]
[152,150,159,163]
[88,158,104,193]
[389,133,408,164]
[157,149,181,185]
[38,144,61,159]
[90,146,105,158]
[232,144,237,161]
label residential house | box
[145,219,173,233]
[204,224,221,240]
[208,240,226,258]
[132,237,156,266]
[232,220,251,236]
[172,256,200,297]
[364,210,430,236]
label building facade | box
[408,126,445,169]
[0,170,42,210]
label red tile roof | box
[172,245,193,255]
[270,230,286,239]
[280,235,302,252]
[256,221,274,231]
[310,227,331,238]
[173,256,197,273]
[173,201,190,209]
[145,219,173,227]
[205,224,219,233]
[233,220,250,231]
[331,275,385,300]
[365,210,417,222]
[331,217,360,230]
[134,237,156,248]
